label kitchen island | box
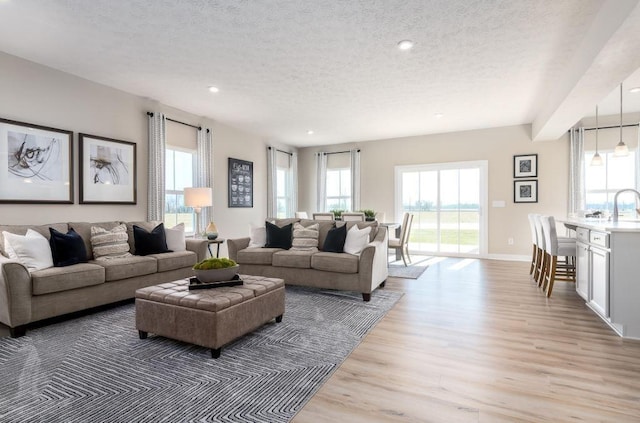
[566,218,640,339]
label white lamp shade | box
[614,141,629,157]
[184,187,212,208]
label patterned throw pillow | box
[291,222,319,252]
[91,224,132,261]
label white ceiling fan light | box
[397,40,415,51]
[208,86,219,93]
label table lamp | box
[184,187,212,236]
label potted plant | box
[193,257,239,282]
[330,209,344,220]
[361,209,376,221]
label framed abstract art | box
[0,117,73,203]
[79,133,137,204]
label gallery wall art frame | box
[0,117,73,204]
[514,179,538,203]
[514,154,538,178]
[79,133,137,204]
[228,157,253,208]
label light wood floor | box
[294,257,640,423]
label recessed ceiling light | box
[397,40,414,51]
[307,130,314,135]
[208,86,219,93]
[629,87,640,93]
[434,113,444,119]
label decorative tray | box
[188,274,244,290]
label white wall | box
[299,125,570,258]
[0,51,279,257]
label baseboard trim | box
[484,253,530,262]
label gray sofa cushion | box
[311,252,359,274]
[31,263,105,295]
[237,248,282,265]
[272,250,313,269]
[91,255,157,282]
[150,251,197,272]
[69,221,123,260]
[0,223,69,258]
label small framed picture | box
[228,157,253,208]
[79,133,137,204]
[0,117,73,203]
[514,154,537,178]
[514,180,538,203]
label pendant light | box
[614,83,629,157]
[591,105,603,166]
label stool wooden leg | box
[545,256,558,297]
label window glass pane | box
[166,150,175,190]
[402,172,420,209]
[326,170,340,196]
[277,169,286,196]
[174,150,193,190]
[340,169,351,196]
[608,152,635,189]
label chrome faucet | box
[612,189,640,222]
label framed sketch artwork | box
[228,157,253,208]
[79,133,137,204]
[514,154,537,178]
[0,117,73,203]
[514,180,538,203]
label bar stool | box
[540,215,576,297]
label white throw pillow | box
[2,229,54,271]
[291,222,319,252]
[164,223,186,252]
[343,225,372,256]
[248,224,267,248]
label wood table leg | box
[211,348,221,359]
[275,314,283,323]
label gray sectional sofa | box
[228,218,389,301]
[0,220,209,337]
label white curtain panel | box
[290,152,298,217]
[568,127,585,215]
[147,112,166,221]
[637,125,640,189]
[196,128,214,230]
[266,146,278,218]
[350,149,361,211]
[316,152,328,212]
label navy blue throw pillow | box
[322,223,347,253]
[133,223,172,256]
[49,227,88,267]
[264,221,293,249]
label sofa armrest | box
[228,238,250,262]
[186,238,209,262]
[0,255,32,328]
[359,226,389,292]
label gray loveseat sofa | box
[228,218,389,301]
[0,220,209,337]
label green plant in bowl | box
[193,257,237,270]
[193,257,239,282]
[361,209,376,221]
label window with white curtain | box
[584,149,637,213]
[276,150,293,218]
[165,147,195,231]
[326,168,351,211]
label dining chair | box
[388,212,414,266]
[294,211,308,219]
[528,214,540,277]
[540,215,576,297]
[341,212,365,222]
[312,212,334,221]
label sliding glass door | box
[395,161,487,256]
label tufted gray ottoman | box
[135,275,285,358]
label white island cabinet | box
[567,219,640,339]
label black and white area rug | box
[0,286,402,423]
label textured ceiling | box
[0,0,639,146]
